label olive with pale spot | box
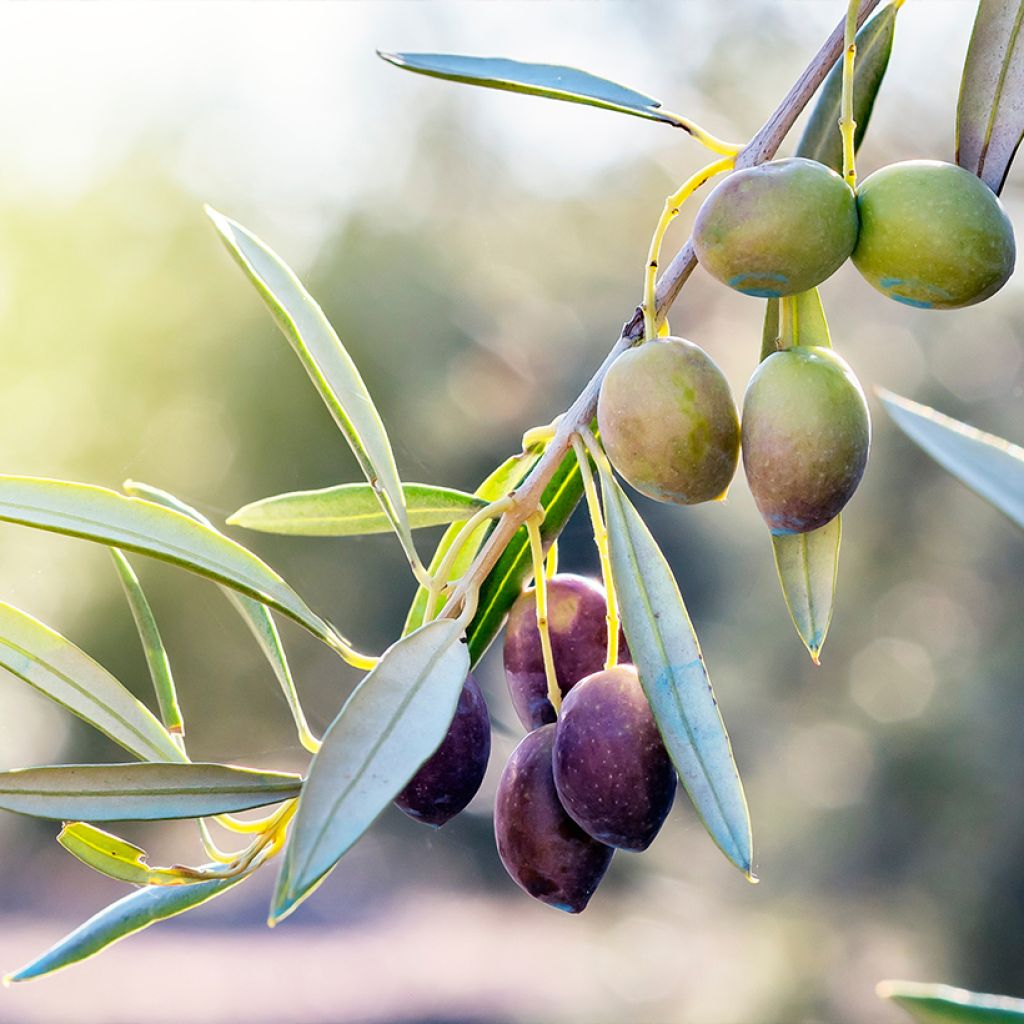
[553,664,676,851]
[693,157,858,298]
[852,160,1015,309]
[494,724,613,912]
[596,336,740,505]
[395,673,491,827]
[503,574,626,730]
[741,345,870,535]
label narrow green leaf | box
[771,516,842,663]
[0,602,184,764]
[404,452,538,636]
[786,288,833,349]
[957,0,1024,193]
[0,475,337,647]
[598,464,753,877]
[467,449,582,666]
[110,549,183,735]
[123,481,315,750]
[0,763,301,821]
[58,823,200,886]
[5,872,246,983]
[796,4,897,171]
[879,980,1024,1022]
[207,208,418,568]
[378,52,677,127]
[761,298,780,361]
[229,482,486,537]
[879,389,1024,529]
[271,619,470,923]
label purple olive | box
[553,665,676,851]
[395,673,491,827]
[494,725,613,913]
[503,574,626,730]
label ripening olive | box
[596,336,740,505]
[395,673,491,827]
[693,157,859,297]
[852,160,1015,309]
[503,574,626,730]
[553,665,676,851]
[741,346,870,534]
[494,724,614,913]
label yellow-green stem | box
[661,110,744,157]
[571,434,619,670]
[841,0,860,187]
[643,156,735,341]
[545,540,559,580]
[526,512,561,716]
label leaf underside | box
[879,980,1024,1022]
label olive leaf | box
[879,389,1024,529]
[5,873,246,983]
[957,0,1024,193]
[597,462,753,877]
[110,549,183,735]
[0,475,338,647]
[378,52,678,127]
[123,480,316,751]
[466,449,582,666]
[878,980,1024,1022]
[229,482,486,537]
[0,763,302,821]
[271,619,470,923]
[796,3,898,171]
[58,823,202,886]
[207,208,419,571]
[0,601,184,764]
[404,452,538,635]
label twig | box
[441,0,883,620]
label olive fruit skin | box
[394,673,491,827]
[852,160,1015,309]
[503,574,626,730]
[553,665,676,851]
[494,725,613,913]
[741,345,870,535]
[596,337,740,505]
[693,157,859,298]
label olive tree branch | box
[441,0,883,620]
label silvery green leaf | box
[878,980,1024,1022]
[58,823,200,886]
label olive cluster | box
[599,157,1015,534]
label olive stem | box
[526,512,561,716]
[841,0,861,188]
[779,295,796,350]
[660,110,744,157]
[571,433,620,670]
[642,155,735,341]
[438,0,883,624]
[545,540,559,579]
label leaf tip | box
[377,50,402,66]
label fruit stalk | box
[841,0,861,187]
[440,0,883,623]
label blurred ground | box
[0,2,1022,1022]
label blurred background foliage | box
[0,2,1022,1022]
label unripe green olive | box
[852,160,1015,309]
[596,336,740,505]
[741,346,869,534]
[693,157,859,298]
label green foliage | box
[879,981,1024,1022]
[58,823,205,886]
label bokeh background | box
[0,2,1021,1022]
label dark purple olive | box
[494,725,613,913]
[553,665,676,851]
[395,673,491,827]
[503,574,627,730]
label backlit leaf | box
[229,482,485,537]
[58,823,200,886]
[879,389,1024,529]
[598,463,753,877]
[0,763,301,821]
[378,52,677,126]
[957,0,1024,193]
[879,980,1024,1022]
[271,619,469,923]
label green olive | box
[693,157,859,298]
[741,346,870,534]
[597,337,739,505]
[852,160,1015,309]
